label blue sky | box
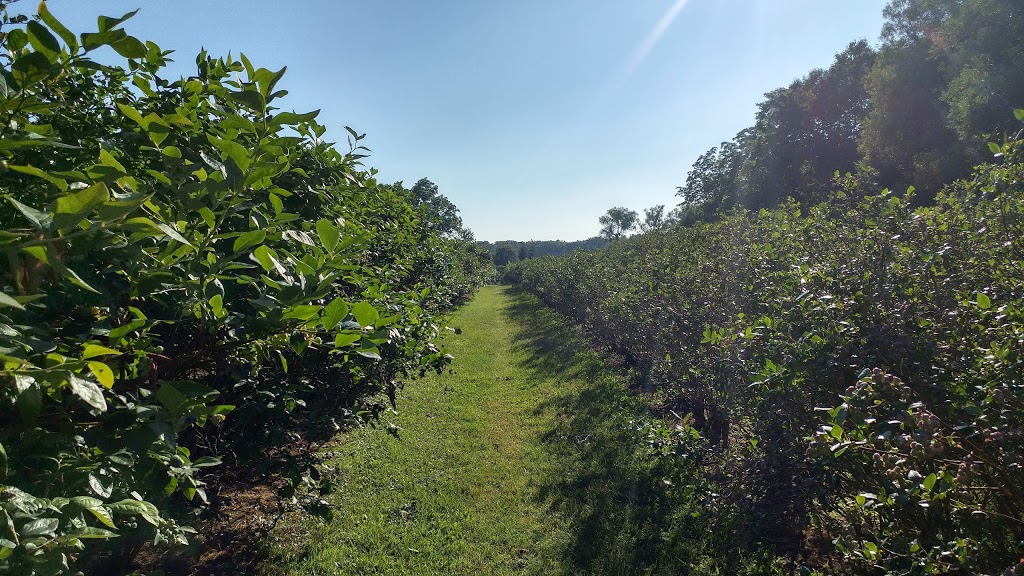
[51,1,888,241]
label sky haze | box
[53,0,889,241]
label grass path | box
[260,286,687,575]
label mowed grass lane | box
[261,286,684,576]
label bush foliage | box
[507,123,1024,574]
[0,4,489,574]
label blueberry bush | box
[507,118,1024,574]
[0,4,489,573]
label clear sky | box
[49,0,888,241]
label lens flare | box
[625,0,690,80]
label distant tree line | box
[478,237,608,268]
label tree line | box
[611,0,1024,231]
[478,237,608,269]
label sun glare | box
[625,0,690,80]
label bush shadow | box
[498,287,712,575]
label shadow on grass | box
[499,287,717,576]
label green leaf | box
[209,294,224,318]
[71,526,118,539]
[377,315,401,328]
[123,217,192,246]
[271,109,320,126]
[282,305,321,321]
[96,148,126,174]
[225,88,265,112]
[22,518,59,537]
[863,541,878,557]
[142,113,170,146]
[357,347,382,360]
[239,52,255,78]
[0,71,14,99]
[155,220,192,247]
[39,2,78,50]
[8,163,69,191]
[199,207,216,230]
[26,21,60,58]
[97,9,138,33]
[70,496,103,509]
[252,245,286,277]
[108,318,145,341]
[0,138,80,153]
[0,291,25,311]
[88,473,113,498]
[334,332,361,347]
[252,245,275,272]
[922,473,937,491]
[254,66,288,99]
[321,298,349,330]
[88,362,114,389]
[988,142,1002,154]
[316,219,340,252]
[351,302,379,328]
[154,382,187,417]
[7,197,52,231]
[977,292,991,310]
[107,499,145,515]
[10,50,52,83]
[290,332,308,355]
[116,102,146,128]
[83,505,116,530]
[79,30,123,51]
[96,194,149,221]
[155,380,218,418]
[1014,109,1024,122]
[17,383,42,426]
[83,344,122,359]
[219,114,255,132]
[53,182,110,230]
[107,499,160,525]
[829,425,843,439]
[192,456,221,467]
[233,230,266,254]
[111,36,146,59]
[208,135,251,172]
[108,451,135,467]
[69,374,107,412]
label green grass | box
[259,286,771,575]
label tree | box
[493,243,519,268]
[640,205,666,232]
[409,177,464,237]
[599,206,638,240]
[858,37,966,197]
[859,0,1024,199]
[735,40,876,209]
[676,136,747,223]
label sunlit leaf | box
[69,374,107,412]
